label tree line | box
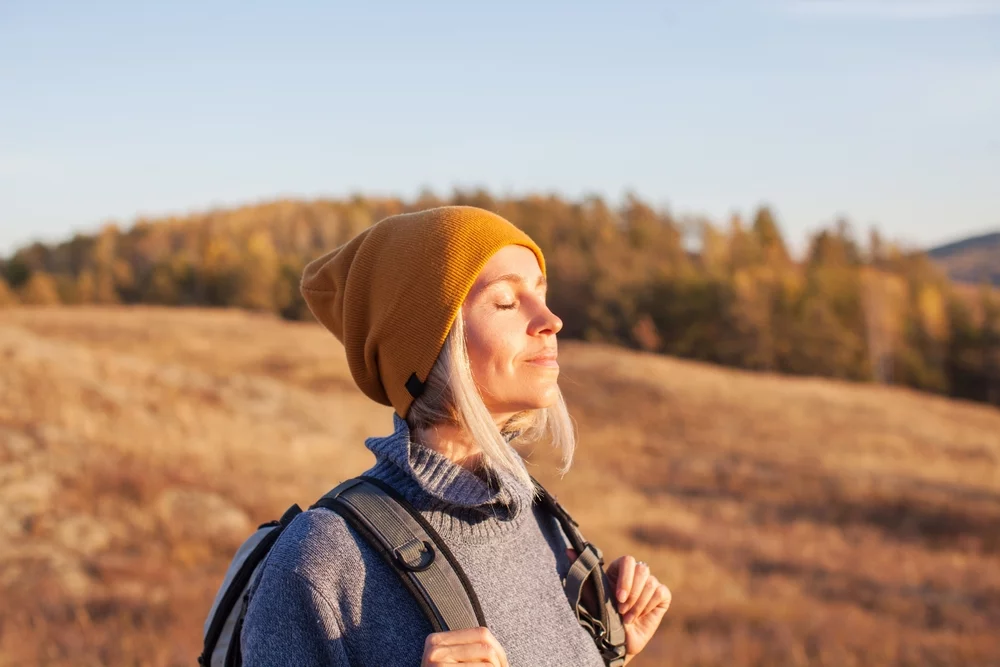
[2,191,998,406]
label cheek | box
[464,320,519,378]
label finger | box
[566,547,577,563]
[657,583,673,613]
[605,555,622,580]
[635,589,671,638]
[493,637,509,667]
[624,576,659,624]
[425,629,507,666]
[615,555,636,604]
[425,641,500,663]
[426,627,497,647]
[472,627,508,667]
[635,583,672,629]
[621,561,649,615]
[604,557,622,593]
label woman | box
[241,206,671,666]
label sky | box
[1,0,998,257]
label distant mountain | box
[928,231,1000,285]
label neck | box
[413,422,485,476]
[412,410,515,478]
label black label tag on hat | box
[405,372,425,399]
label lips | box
[526,349,558,363]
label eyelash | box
[496,302,517,310]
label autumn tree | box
[751,206,790,266]
[1,192,996,406]
[18,271,61,305]
[789,226,868,379]
[233,230,281,311]
[981,287,1000,404]
[945,291,985,401]
[0,276,17,307]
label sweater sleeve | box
[241,564,353,667]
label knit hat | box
[300,206,547,419]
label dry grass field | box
[1,306,998,666]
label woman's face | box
[461,245,563,420]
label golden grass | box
[1,306,998,666]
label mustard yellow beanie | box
[300,206,547,418]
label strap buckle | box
[579,607,626,662]
[599,639,628,665]
[392,539,436,572]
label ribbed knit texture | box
[299,206,546,418]
[241,414,606,667]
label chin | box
[498,389,560,413]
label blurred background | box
[1,1,998,665]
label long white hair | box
[405,312,576,494]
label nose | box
[532,302,563,336]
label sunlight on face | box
[461,245,563,420]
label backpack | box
[199,475,627,667]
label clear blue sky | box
[2,0,998,256]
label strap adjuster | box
[392,539,436,572]
[600,639,628,663]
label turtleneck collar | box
[363,413,535,523]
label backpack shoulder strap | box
[311,476,486,632]
[531,477,628,667]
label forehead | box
[473,245,544,287]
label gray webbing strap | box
[565,543,603,611]
[319,479,482,632]
[565,543,627,667]
[535,479,627,667]
[597,567,627,667]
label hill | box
[1,306,998,666]
[929,231,1000,286]
[5,193,1000,408]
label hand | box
[421,626,509,666]
[605,555,671,658]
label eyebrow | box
[482,273,547,290]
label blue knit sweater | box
[241,413,606,666]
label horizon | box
[2,190,997,260]
[2,0,998,256]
